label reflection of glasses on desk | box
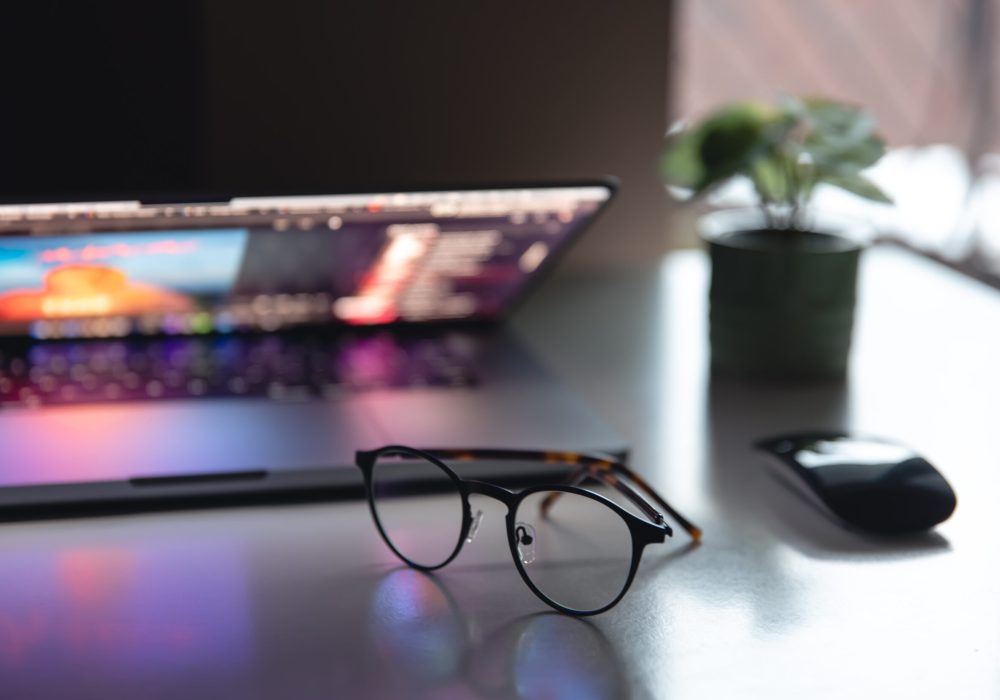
[368,568,628,698]
[354,446,702,616]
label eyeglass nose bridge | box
[463,479,519,506]
[460,480,520,545]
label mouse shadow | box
[757,461,951,560]
[708,373,951,561]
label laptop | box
[0,182,626,513]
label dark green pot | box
[703,217,863,380]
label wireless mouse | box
[755,431,957,533]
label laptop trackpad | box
[0,399,382,487]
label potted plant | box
[660,96,892,379]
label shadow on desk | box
[706,374,951,561]
[762,466,951,559]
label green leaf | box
[808,134,886,172]
[820,173,893,204]
[800,97,875,142]
[660,128,705,190]
[795,98,886,174]
[661,102,779,195]
[750,154,792,204]
[662,96,890,209]
[694,104,771,190]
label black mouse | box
[755,431,957,534]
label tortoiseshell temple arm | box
[423,448,702,542]
[544,459,702,542]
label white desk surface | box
[1,245,998,699]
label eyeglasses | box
[354,446,702,616]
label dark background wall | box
[1,3,204,197]
[1,2,673,268]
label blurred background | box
[2,1,998,281]
[672,0,1000,284]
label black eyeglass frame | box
[355,445,695,616]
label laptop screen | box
[0,185,612,339]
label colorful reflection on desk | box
[511,616,623,700]
[0,538,252,692]
[370,569,466,683]
[367,568,627,699]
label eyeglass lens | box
[370,450,465,568]
[369,450,638,613]
[514,490,634,612]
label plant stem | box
[751,169,779,230]
[786,156,798,230]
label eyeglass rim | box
[355,445,670,615]
[358,445,467,572]
[500,483,653,616]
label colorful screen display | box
[0,230,247,322]
[0,187,610,339]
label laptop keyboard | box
[0,333,480,408]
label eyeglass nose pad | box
[515,522,536,565]
[465,509,484,544]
